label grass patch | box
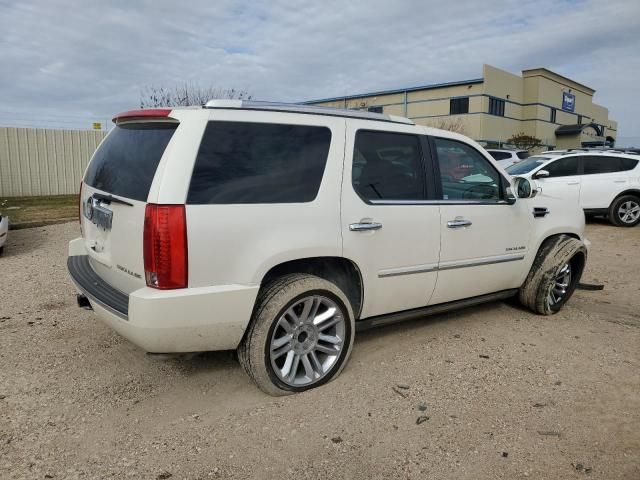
[1,195,77,224]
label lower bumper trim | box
[67,255,129,319]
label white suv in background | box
[0,214,7,254]
[507,151,640,227]
[485,149,530,168]
[68,101,587,395]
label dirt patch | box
[0,222,638,479]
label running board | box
[355,289,519,331]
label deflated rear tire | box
[238,274,355,396]
[519,235,586,315]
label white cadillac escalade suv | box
[68,100,588,395]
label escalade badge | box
[117,264,142,279]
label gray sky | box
[1,0,639,144]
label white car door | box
[533,155,582,205]
[341,122,441,319]
[429,137,532,305]
[579,155,632,209]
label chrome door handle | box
[614,180,626,183]
[447,219,472,228]
[349,221,382,231]
[566,181,580,185]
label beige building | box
[305,64,617,150]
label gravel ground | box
[1,221,638,479]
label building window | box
[450,97,469,115]
[367,106,383,113]
[577,115,583,125]
[550,107,556,123]
[488,97,505,117]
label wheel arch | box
[260,256,364,319]
[534,232,586,266]
[610,189,640,206]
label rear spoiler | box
[112,109,176,124]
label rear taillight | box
[143,204,188,289]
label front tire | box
[238,274,355,396]
[519,235,586,315]
[609,195,640,227]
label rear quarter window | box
[187,121,331,204]
[84,123,177,201]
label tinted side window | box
[84,123,177,201]
[583,156,623,175]
[352,131,425,201]
[434,138,501,201]
[545,157,579,177]
[489,151,511,160]
[187,122,331,204]
[516,151,530,160]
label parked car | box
[0,215,7,254]
[485,149,530,168]
[68,101,587,395]
[506,151,640,227]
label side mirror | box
[513,177,539,199]
[533,169,550,179]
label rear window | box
[84,123,176,201]
[187,121,331,204]
[488,151,511,160]
[516,151,530,160]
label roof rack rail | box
[203,99,414,125]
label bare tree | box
[140,83,252,108]
[428,117,468,136]
[506,132,542,151]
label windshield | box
[506,156,551,175]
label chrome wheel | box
[548,262,571,306]
[618,200,640,224]
[269,295,346,387]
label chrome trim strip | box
[438,254,525,271]
[378,264,438,278]
[378,254,525,278]
[369,199,511,206]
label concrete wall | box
[0,127,106,197]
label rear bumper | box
[67,249,260,353]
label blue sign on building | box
[562,91,575,112]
